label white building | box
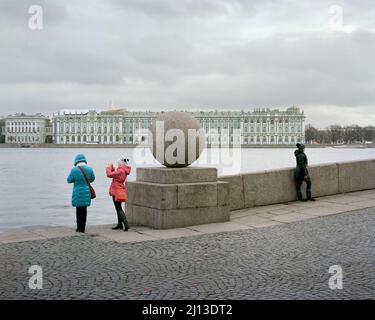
[0,117,5,143]
[52,107,305,145]
[4,113,51,144]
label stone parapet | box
[338,159,375,193]
[219,159,375,211]
[217,175,245,210]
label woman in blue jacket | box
[67,154,95,232]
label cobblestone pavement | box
[1,208,375,300]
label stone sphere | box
[149,111,206,167]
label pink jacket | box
[106,164,131,197]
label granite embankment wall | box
[219,159,375,211]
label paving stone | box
[268,207,297,215]
[0,231,45,244]
[232,215,285,228]
[96,231,158,243]
[318,195,365,205]
[314,203,361,212]
[2,208,375,300]
[26,227,77,238]
[187,222,252,233]
[255,212,278,219]
[0,235,46,244]
[292,207,341,217]
[138,228,203,239]
[271,212,314,223]
[284,201,320,209]
[248,204,289,213]
[230,208,260,219]
[348,199,375,208]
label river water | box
[1,147,375,232]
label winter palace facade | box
[51,107,305,145]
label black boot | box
[112,224,123,230]
[120,211,129,231]
[123,221,129,232]
[297,192,306,201]
[307,192,316,201]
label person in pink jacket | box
[106,158,131,231]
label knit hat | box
[118,158,128,166]
[74,154,87,166]
[296,143,305,150]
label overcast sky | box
[0,0,374,128]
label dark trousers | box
[76,207,87,231]
[113,197,129,228]
[296,176,312,194]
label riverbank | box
[1,189,375,240]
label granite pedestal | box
[126,167,230,229]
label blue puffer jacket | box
[67,154,95,207]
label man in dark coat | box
[294,143,315,201]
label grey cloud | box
[110,0,236,19]
[0,0,375,127]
